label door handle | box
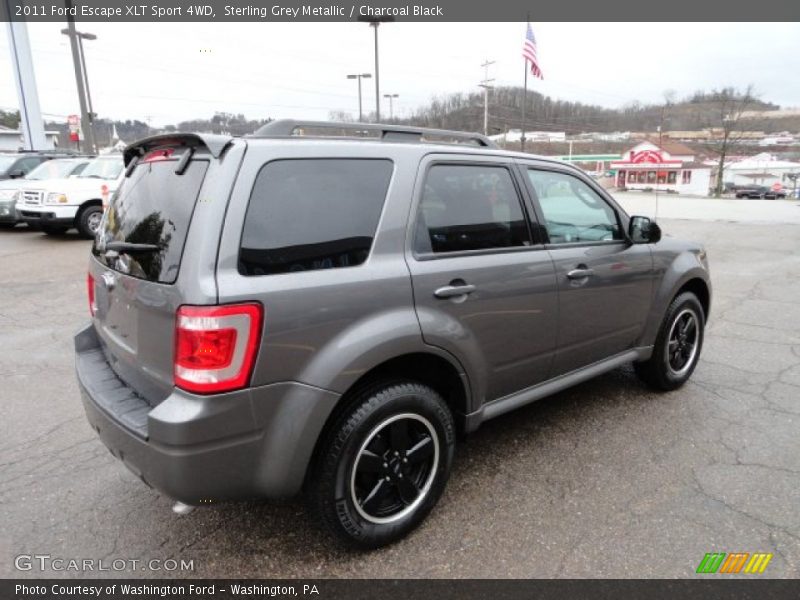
[567,267,594,280]
[434,284,476,299]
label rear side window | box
[415,164,531,254]
[92,157,208,283]
[239,159,393,276]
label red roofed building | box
[611,139,712,195]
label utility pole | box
[347,73,371,122]
[62,3,97,154]
[479,59,495,136]
[383,94,399,120]
[4,6,47,150]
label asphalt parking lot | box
[2,196,799,578]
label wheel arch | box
[676,277,710,320]
[74,198,102,222]
[639,253,711,349]
[303,350,471,490]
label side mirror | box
[628,215,661,244]
[8,169,25,179]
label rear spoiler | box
[122,133,234,166]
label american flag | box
[522,23,543,80]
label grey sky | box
[2,22,799,128]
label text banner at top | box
[2,0,799,22]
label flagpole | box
[521,60,527,153]
[521,17,529,153]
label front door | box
[522,164,654,376]
[406,157,558,404]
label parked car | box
[75,122,711,549]
[0,157,92,228]
[734,184,787,199]
[18,155,124,237]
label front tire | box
[307,381,455,549]
[635,292,705,391]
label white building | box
[722,153,800,188]
[0,125,59,151]
[610,139,712,195]
[490,130,567,144]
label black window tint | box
[527,169,622,244]
[239,159,393,276]
[416,164,530,254]
[92,158,208,283]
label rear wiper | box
[104,241,159,255]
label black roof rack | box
[252,120,497,148]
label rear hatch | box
[89,135,232,405]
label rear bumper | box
[75,324,340,504]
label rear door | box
[407,155,558,404]
[520,162,654,376]
[89,138,237,404]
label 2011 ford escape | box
[75,121,711,548]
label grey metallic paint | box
[77,133,711,503]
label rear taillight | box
[174,303,263,394]
[87,273,96,316]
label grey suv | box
[75,121,711,548]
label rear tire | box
[307,381,455,549]
[77,205,103,239]
[635,291,705,391]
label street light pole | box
[347,73,371,122]
[61,6,97,154]
[383,94,399,120]
[371,22,380,122]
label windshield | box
[0,156,19,173]
[27,159,85,180]
[80,157,123,180]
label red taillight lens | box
[141,148,174,163]
[87,273,96,316]
[174,303,263,394]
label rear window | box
[92,157,208,283]
[239,159,393,276]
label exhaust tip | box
[172,501,196,516]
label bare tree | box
[698,86,759,197]
[328,110,355,122]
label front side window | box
[415,164,530,254]
[239,159,393,276]
[18,157,43,174]
[80,157,123,180]
[527,169,622,244]
[27,159,85,180]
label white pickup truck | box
[19,155,124,238]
